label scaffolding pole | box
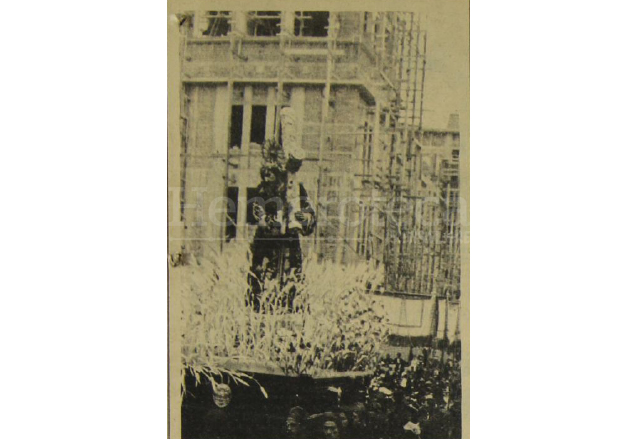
[314,17,336,253]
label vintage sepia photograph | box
[12,2,638,439]
[9,2,638,439]
[168,3,469,438]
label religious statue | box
[248,107,316,312]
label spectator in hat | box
[322,413,341,439]
[286,406,309,439]
[308,412,342,439]
[348,402,369,439]
[395,352,406,374]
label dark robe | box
[248,181,316,312]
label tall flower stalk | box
[178,240,389,395]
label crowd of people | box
[284,343,463,439]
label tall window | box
[294,12,329,37]
[230,105,243,149]
[250,105,267,144]
[247,11,281,36]
[201,11,231,37]
[363,12,374,34]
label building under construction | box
[172,10,461,337]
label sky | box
[421,0,469,130]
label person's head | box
[322,413,340,439]
[286,407,308,437]
[212,383,232,408]
[350,403,366,428]
[286,418,302,437]
[338,412,349,430]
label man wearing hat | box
[307,412,342,439]
[321,413,341,439]
[286,406,309,439]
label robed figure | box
[248,107,316,312]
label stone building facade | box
[170,10,461,301]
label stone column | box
[232,11,247,35]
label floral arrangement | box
[177,240,389,395]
